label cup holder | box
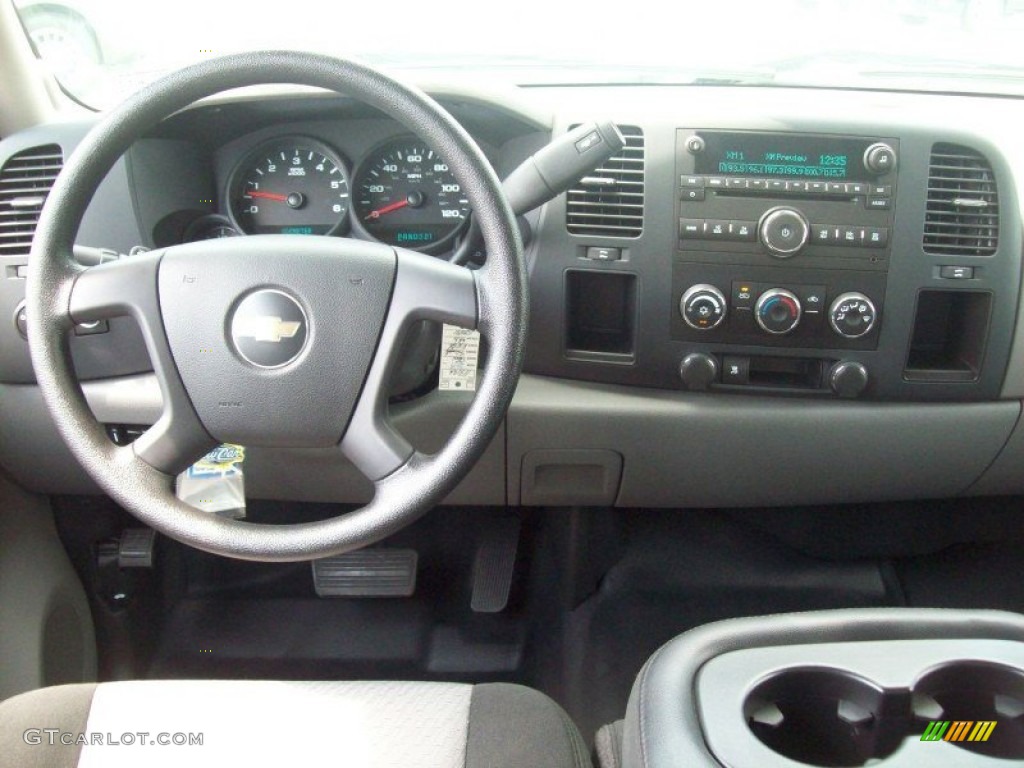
[744,667,911,767]
[914,661,1024,760]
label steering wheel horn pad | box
[157,236,397,451]
[26,51,526,561]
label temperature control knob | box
[680,284,727,331]
[829,292,877,339]
[759,207,809,258]
[755,288,802,335]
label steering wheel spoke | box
[341,248,478,481]
[69,252,217,474]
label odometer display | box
[229,137,350,235]
[353,138,470,251]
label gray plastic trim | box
[81,373,163,424]
[507,375,1020,508]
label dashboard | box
[2,82,1024,510]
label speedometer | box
[228,137,350,235]
[352,137,470,251]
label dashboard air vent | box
[0,144,64,258]
[566,125,644,238]
[923,143,998,257]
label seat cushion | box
[0,680,590,768]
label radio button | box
[826,182,847,195]
[679,218,705,238]
[768,179,786,192]
[730,221,757,241]
[865,227,889,247]
[785,181,807,192]
[829,292,878,339]
[866,196,892,211]
[870,184,891,197]
[812,224,833,244]
[680,175,705,187]
[759,207,810,257]
[706,220,730,239]
[838,226,860,245]
[726,178,748,189]
[808,181,827,194]
[681,187,706,202]
[707,176,726,188]
[749,179,768,190]
[848,182,868,195]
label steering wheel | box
[25,52,527,562]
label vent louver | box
[923,143,998,257]
[566,125,644,238]
[0,144,64,258]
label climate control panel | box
[671,263,885,351]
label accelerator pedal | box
[312,549,418,598]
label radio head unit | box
[673,129,899,356]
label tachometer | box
[229,137,350,235]
[352,137,470,251]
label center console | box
[673,130,896,397]
[620,609,1024,768]
[526,118,1019,402]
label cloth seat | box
[0,679,590,768]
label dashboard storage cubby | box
[565,270,637,362]
[905,290,992,382]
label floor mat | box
[556,511,900,741]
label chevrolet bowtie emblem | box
[233,316,302,343]
[230,289,308,368]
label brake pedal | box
[312,549,418,597]
[471,516,520,613]
[117,527,157,568]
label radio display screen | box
[694,132,873,180]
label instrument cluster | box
[187,133,471,254]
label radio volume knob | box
[863,143,897,175]
[758,207,810,258]
[680,284,727,331]
[755,288,802,335]
[829,292,878,339]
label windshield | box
[12,0,1024,108]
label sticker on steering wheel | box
[439,324,480,392]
